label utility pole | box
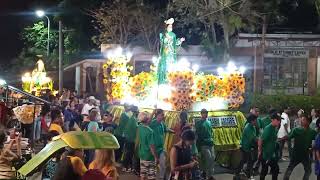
[59,21,63,93]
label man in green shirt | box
[259,112,281,180]
[122,106,139,172]
[235,114,258,179]
[283,114,316,180]
[138,111,158,180]
[195,108,214,179]
[114,104,131,161]
[149,109,174,180]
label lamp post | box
[36,10,50,57]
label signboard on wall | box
[265,49,309,58]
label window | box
[263,58,307,88]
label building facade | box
[64,33,320,96]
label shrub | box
[244,94,320,114]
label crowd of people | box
[2,88,320,180]
[0,89,216,180]
[235,107,320,180]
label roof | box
[64,59,104,71]
[238,33,320,40]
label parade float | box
[104,18,246,168]
[21,57,54,96]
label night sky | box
[0,0,319,64]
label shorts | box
[140,160,156,180]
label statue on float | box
[157,18,185,84]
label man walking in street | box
[138,111,158,180]
[283,114,317,180]
[195,108,215,180]
[149,109,174,180]
[259,113,281,180]
[234,114,258,180]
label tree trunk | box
[222,15,230,62]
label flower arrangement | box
[103,54,132,103]
[167,71,195,110]
[129,71,156,100]
[225,73,245,108]
[194,74,217,101]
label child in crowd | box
[89,149,119,180]
[102,111,117,134]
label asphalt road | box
[119,160,317,180]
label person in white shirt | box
[278,107,291,161]
[310,108,319,131]
[81,96,96,116]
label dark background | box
[0,0,319,64]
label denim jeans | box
[200,146,215,177]
[33,118,41,141]
[279,139,292,159]
[283,157,312,180]
[159,151,167,179]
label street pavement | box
[119,160,317,180]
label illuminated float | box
[21,57,54,96]
[103,18,246,168]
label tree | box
[12,21,78,72]
[88,0,163,51]
[169,0,284,62]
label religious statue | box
[157,18,185,84]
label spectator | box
[81,96,96,116]
[0,129,21,179]
[278,107,291,161]
[137,111,158,180]
[310,108,320,131]
[86,108,101,132]
[49,109,64,135]
[33,105,50,144]
[149,109,175,179]
[169,129,198,180]
[195,109,214,179]
[89,149,119,179]
[173,111,190,144]
[53,149,87,180]
[102,111,117,134]
[82,169,106,180]
[294,109,304,128]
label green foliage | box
[89,0,163,51]
[13,21,79,72]
[247,94,320,114]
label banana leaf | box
[18,131,119,177]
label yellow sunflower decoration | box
[103,55,132,103]
[167,71,195,111]
[129,71,156,100]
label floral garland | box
[167,71,195,110]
